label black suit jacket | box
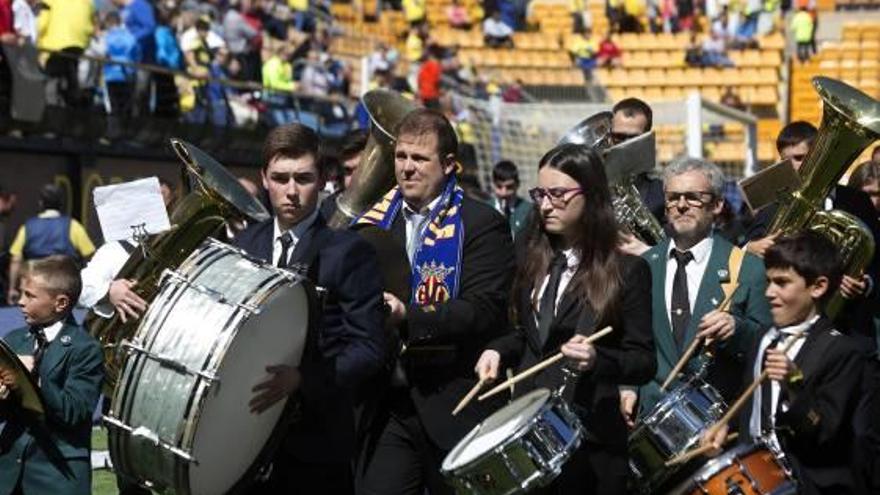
[381,196,516,450]
[491,254,656,453]
[634,173,666,225]
[736,317,865,495]
[233,213,386,463]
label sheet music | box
[93,177,171,242]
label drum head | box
[443,388,551,472]
[187,279,311,495]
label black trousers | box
[356,395,452,495]
[254,458,353,494]
[44,47,84,107]
[532,441,628,495]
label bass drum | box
[105,239,313,495]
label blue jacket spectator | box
[104,24,141,83]
[114,0,156,63]
[154,25,182,69]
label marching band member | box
[0,256,104,495]
[354,109,515,495]
[609,98,665,224]
[621,158,771,425]
[704,231,866,494]
[236,123,386,493]
[482,143,654,494]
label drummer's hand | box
[0,365,20,391]
[617,232,651,257]
[745,233,778,258]
[0,383,9,400]
[700,423,728,457]
[764,348,798,383]
[249,365,301,415]
[383,292,407,325]
[696,309,735,342]
[475,350,501,381]
[109,279,148,323]
[840,274,868,300]
[619,389,638,429]
[561,335,597,372]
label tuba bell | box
[765,76,880,318]
[85,139,270,393]
[328,90,417,229]
[558,112,665,245]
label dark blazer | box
[379,196,515,450]
[638,234,772,413]
[634,172,666,226]
[492,254,656,453]
[0,320,104,495]
[736,317,865,495]
[233,213,386,463]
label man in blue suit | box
[236,123,386,494]
[0,255,104,495]
[620,157,772,425]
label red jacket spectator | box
[418,48,442,108]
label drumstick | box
[704,330,807,440]
[665,432,739,467]
[478,326,613,402]
[452,377,489,416]
[660,285,740,392]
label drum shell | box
[442,390,584,495]
[669,442,797,495]
[628,379,726,493]
[107,240,312,495]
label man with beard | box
[620,157,771,427]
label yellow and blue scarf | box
[355,178,465,305]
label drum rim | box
[670,441,779,491]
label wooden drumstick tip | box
[452,377,489,416]
[665,432,739,467]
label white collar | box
[273,208,319,244]
[667,235,713,264]
[403,194,443,217]
[771,314,820,337]
[561,247,581,270]
[41,319,65,343]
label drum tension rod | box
[103,415,197,464]
[160,269,261,313]
[121,341,220,384]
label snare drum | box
[670,442,797,495]
[628,378,726,493]
[105,239,313,495]
[441,388,584,495]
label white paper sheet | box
[93,177,171,242]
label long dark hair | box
[515,144,623,323]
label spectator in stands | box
[684,31,703,66]
[418,43,443,108]
[596,33,622,67]
[676,0,695,30]
[11,0,37,44]
[223,0,260,82]
[501,78,524,102]
[790,5,814,62]
[38,0,95,108]
[7,184,95,304]
[402,0,427,26]
[289,0,315,32]
[300,50,331,95]
[489,160,532,238]
[368,42,397,79]
[447,0,472,29]
[152,7,182,118]
[111,0,155,117]
[619,0,646,32]
[101,11,141,140]
[569,27,598,80]
[483,10,514,48]
[701,30,734,67]
[848,161,880,215]
[404,24,427,88]
[720,86,745,110]
[569,0,593,33]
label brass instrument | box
[759,77,880,318]
[328,90,417,229]
[86,139,270,393]
[559,113,665,245]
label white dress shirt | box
[403,195,443,265]
[78,241,133,316]
[533,248,581,316]
[272,209,319,267]
[41,320,64,345]
[664,236,714,329]
[749,315,818,444]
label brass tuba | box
[86,139,270,393]
[328,90,417,228]
[558,112,665,245]
[765,77,880,317]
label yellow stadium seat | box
[646,68,665,86]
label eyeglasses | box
[529,187,584,207]
[664,191,716,208]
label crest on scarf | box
[415,261,455,305]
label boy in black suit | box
[0,255,104,495]
[705,231,865,494]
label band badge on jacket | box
[415,261,455,305]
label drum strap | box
[722,246,745,302]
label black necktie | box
[537,252,567,346]
[761,332,786,434]
[670,249,694,350]
[277,232,294,268]
[29,326,48,377]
